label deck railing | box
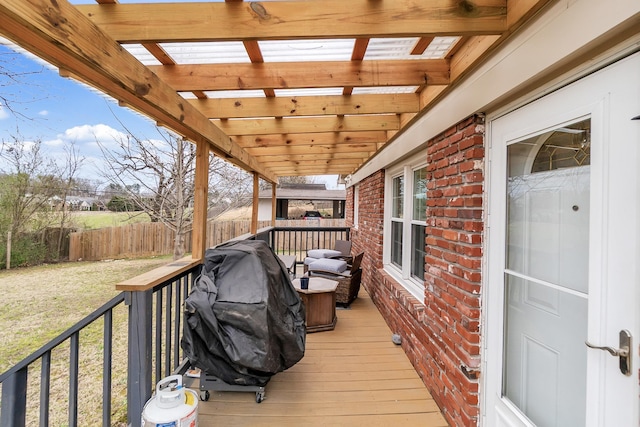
[0,225,349,426]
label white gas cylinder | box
[141,375,198,427]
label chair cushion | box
[307,249,342,259]
[308,258,348,273]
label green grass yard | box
[0,256,172,426]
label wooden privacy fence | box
[68,219,346,261]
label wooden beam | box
[411,37,435,55]
[252,152,372,162]
[245,144,378,157]
[214,115,400,136]
[264,164,361,175]
[78,0,508,43]
[0,0,278,183]
[261,159,363,169]
[149,60,449,91]
[191,142,209,260]
[351,38,370,61]
[271,184,276,226]
[233,131,388,148]
[251,173,259,234]
[189,94,419,119]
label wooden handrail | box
[116,256,202,292]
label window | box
[385,154,427,300]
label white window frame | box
[353,184,359,229]
[383,152,427,301]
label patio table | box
[292,277,338,332]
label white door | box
[484,53,640,426]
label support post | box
[126,290,153,427]
[192,141,209,260]
[0,367,27,427]
[271,183,277,226]
[251,172,259,234]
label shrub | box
[0,233,47,269]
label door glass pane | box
[413,167,427,221]
[503,119,590,426]
[392,176,404,218]
[391,220,403,267]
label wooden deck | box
[196,290,449,426]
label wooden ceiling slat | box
[242,40,263,62]
[233,131,388,148]
[215,115,400,136]
[150,60,449,91]
[190,94,419,119]
[261,159,363,167]
[0,0,277,183]
[411,37,435,55]
[141,42,175,65]
[78,0,508,43]
[246,144,377,156]
[351,38,370,61]
[253,153,373,164]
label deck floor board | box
[196,290,449,426]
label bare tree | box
[98,126,254,259]
[0,134,84,264]
[0,135,59,236]
[53,143,84,258]
[99,129,195,259]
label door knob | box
[585,330,632,376]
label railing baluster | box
[40,351,51,427]
[69,332,79,427]
[1,367,28,427]
[154,290,163,385]
[103,309,113,427]
[164,284,173,377]
[173,279,181,370]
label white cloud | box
[62,123,127,142]
[0,104,9,120]
[38,110,49,116]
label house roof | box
[258,185,346,201]
[0,0,554,183]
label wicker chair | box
[307,252,364,306]
[303,239,352,273]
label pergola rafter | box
[0,0,555,250]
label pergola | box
[0,0,551,258]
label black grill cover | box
[181,239,306,386]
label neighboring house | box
[345,2,639,426]
[65,196,103,211]
[257,183,346,220]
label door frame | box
[482,53,640,426]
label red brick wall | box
[350,115,485,427]
[347,170,384,288]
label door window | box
[503,119,591,426]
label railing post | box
[0,367,27,427]
[126,289,153,427]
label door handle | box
[585,330,632,376]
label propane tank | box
[141,375,198,427]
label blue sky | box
[0,41,160,180]
[0,39,341,188]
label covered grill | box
[182,239,306,391]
